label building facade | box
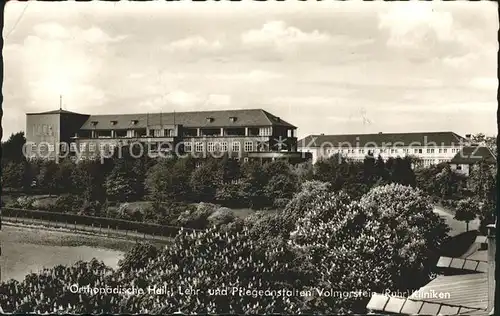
[298,132,469,165]
[449,146,496,176]
[25,108,305,163]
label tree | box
[263,160,299,209]
[454,198,480,232]
[189,158,223,202]
[71,159,107,203]
[54,159,74,194]
[1,161,25,190]
[288,184,450,312]
[36,160,59,196]
[1,132,26,163]
[104,160,139,202]
[239,160,270,209]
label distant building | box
[25,108,306,163]
[449,146,496,177]
[298,132,468,165]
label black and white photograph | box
[0,0,498,314]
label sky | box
[2,0,498,140]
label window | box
[243,157,249,163]
[259,127,272,136]
[195,142,204,152]
[99,143,106,151]
[207,142,215,152]
[206,117,214,123]
[89,143,96,152]
[42,125,48,135]
[414,149,418,154]
[70,143,77,152]
[184,142,192,152]
[359,149,364,154]
[443,148,447,153]
[229,117,237,123]
[48,126,53,136]
[79,143,86,151]
[244,141,254,152]
[456,165,462,170]
[164,129,174,137]
[31,144,37,151]
[48,144,55,152]
[391,149,396,154]
[232,142,241,152]
[110,120,118,126]
[403,149,409,153]
[220,142,228,152]
[131,120,139,125]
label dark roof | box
[298,132,466,148]
[449,146,496,164]
[79,109,296,130]
[26,109,87,116]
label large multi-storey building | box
[298,132,471,166]
[25,108,306,163]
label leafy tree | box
[239,160,270,209]
[1,132,26,163]
[71,160,106,203]
[263,160,299,209]
[104,160,139,202]
[288,184,450,312]
[1,161,25,190]
[36,160,59,196]
[54,159,74,194]
[118,243,159,273]
[248,180,331,242]
[189,158,222,202]
[389,157,416,187]
[454,197,479,232]
[291,161,314,183]
[468,160,496,205]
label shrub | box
[14,196,35,209]
[176,202,217,229]
[207,207,236,227]
[52,194,84,213]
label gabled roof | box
[26,109,88,116]
[449,146,496,164]
[298,131,466,148]
[79,109,296,130]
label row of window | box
[326,147,461,155]
[185,141,255,153]
[33,124,54,137]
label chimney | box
[487,223,496,314]
[378,132,382,134]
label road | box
[433,205,480,237]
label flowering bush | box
[207,207,236,227]
[288,183,450,313]
[14,196,35,209]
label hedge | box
[1,207,201,237]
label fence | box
[0,207,201,241]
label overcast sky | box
[2,1,498,140]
